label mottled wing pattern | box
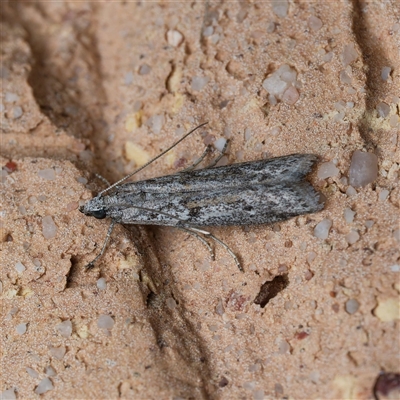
[108,182,323,227]
[103,154,322,227]
[117,154,318,194]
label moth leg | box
[84,220,116,269]
[179,138,229,172]
[176,227,215,260]
[180,145,212,173]
[205,139,230,169]
[206,232,243,272]
[94,173,111,187]
[189,226,243,272]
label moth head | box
[79,196,107,219]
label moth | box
[80,124,324,271]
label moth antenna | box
[98,122,208,197]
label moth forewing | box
[115,153,319,194]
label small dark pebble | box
[332,303,340,313]
[219,376,229,388]
[295,331,309,340]
[4,161,17,173]
[374,372,400,399]
[219,100,229,109]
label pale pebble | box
[1,389,16,400]
[166,298,177,309]
[45,365,57,376]
[349,150,378,187]
[339,70,352,84]
[376,102,390,118]
[191,76,209,91]
[42,215,57,239]
[97,278,107,290]
[167,30,183,47]
[139,64,151,75]
[346,186,357,196]
[389,115,399,128]
[5,92,19,103]
[16,323,27,335]
[12,106,23,119]
[56,320,72,338]
[322,52,333,62]
[334,100,346,111]
[124,71,133,85]
[49,346,66,360]
[26,367,39,378]
[202,26,213,37]
[244,128,252,141]
[147,114,164,134]
[97,314,114,330]
[282,86,299,105]
[214,138,227,152]
[345,299,360,314]
[317,161,340,179]
[38,168,56,180]
[345,230,360,244]
[15,261,26,273]
[344,208,356,223]
[308,15,322,31]
[262,75,289,98]
[341,44,358,66]
[379,189,389,201]
[307,251,316,264]
[266,21,276,33]
[272,0,289,18]
[365,220,374,228]
[314,219,332,240]
[35,378,54,395]
[381,66,392,81]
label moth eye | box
[92,209,107,219]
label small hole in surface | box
[254,274,289,308]
[66,256,81,288]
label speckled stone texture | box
[1,1,399,399]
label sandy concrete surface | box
[1,1,399,399]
